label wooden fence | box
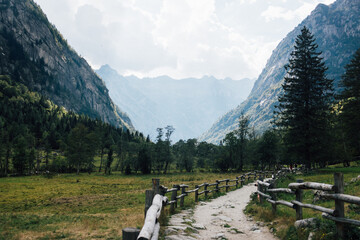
[122,169,293,240]
[256,172,360,238]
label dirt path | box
[164,182,278,240]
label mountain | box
[0,0,133,130]
[97,65,254,141]
[199,0,360,144]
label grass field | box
[245,164,360,240]
[0,171,242,240]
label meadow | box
[0,171,242,240]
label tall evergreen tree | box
[338,48,360,161]
[274,26,333,169]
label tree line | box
[1,27,359,176]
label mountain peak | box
[200,0,360,144]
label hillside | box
[97,65,254,141]
[0,0,133,130]
[200,0,360,143]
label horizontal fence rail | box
[256,172,360,239]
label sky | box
[34,0,335,80]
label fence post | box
[144,189,154,217]
[180,185,186,208]
[204,183,209,198]
[152,178,160,194]
[258,177,264,204]
[334,173,345,239]
[254,172,257,180]
[122,227,140,240]
[195,185,199,202]
[295,179,303,220]
[269,182,277,215]
[240,175,244,187]
[170,184,178,214]
[216,180,220,193]
[236,177,239,188]
[226,179,229,192]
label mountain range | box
[97,65,254,141]
[199,0,360,143]
[0,0,133,130]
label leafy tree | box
[338,48,360,163]
[137,144,151,174]
[163,125,175,173]
[65,124,97,174]
[257,130,280,170]
[236,114,249,171]
[274,26,334,169]
[105,146,114,175]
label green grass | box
[0,171,243,239]
[245,164,360,240]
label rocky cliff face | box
[200,0,360,144]
[0,0,133,130]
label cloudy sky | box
[34,0,335,80]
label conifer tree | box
[338,48,360,160]
[274,26,333,169]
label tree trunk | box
[99,148,104,172]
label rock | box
[165,235,185,240]
[192,223,206,230]
[218,215,232,222]
[308,232,315,240]
[200,201,207,206]
[183,219,193,223]
[294,218,318,229]
[350,175,360,183]
[169,226,187,231]
[211,232,226,239]
[250,226,260,231]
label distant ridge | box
[97,65,254,141]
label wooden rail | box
[122,169,291,240]
[256,172,360,239]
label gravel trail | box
[165,182,278,240]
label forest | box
[0,29,359,177]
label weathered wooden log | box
[291,200,335,215]
[218,179,228,183]
[322,213,360,226]
[320,193,360,205]
[166,188,178,193]
[257,180,270,187]
[334,173,345,239]
[267,188,294,194]
[257,191,271,199]
[185,188,199,194]
[215,180,220,193]
[122,227,140,240]
[295,179,303,220]
[144,190,154,217]
[170,184,178,213]
[218,185,227,189]
[226,179,229,192]
[195,185,199,202]
[288,182,334,191]
[150,222,160,240]
[277,200,294,208]
[198,183,206,187]
[208,183,218,187]
[180,185,187,207]
[138,194,167,240]
[204,183,209,198]
[198,190,206,195]
[176,193,187,199]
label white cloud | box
[34,0,336,80]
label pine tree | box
[274,26,333,169]
[338,48,360,160]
